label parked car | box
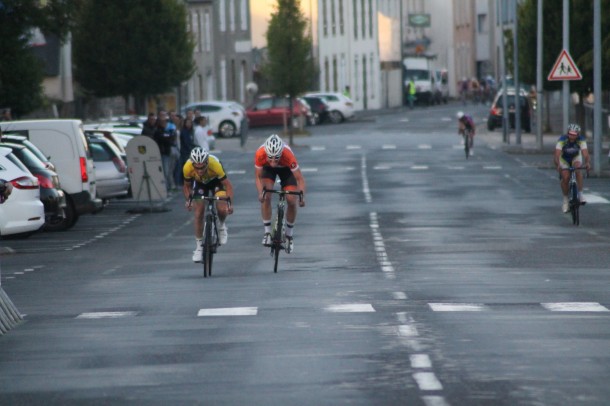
[0,119,102,230]
[246,95,308,128]
[302,96,331,125]
[84,129,127,162]
[87,134,130,201]
[181,100,247,138]
[0,133,56,172]
[0,142,66,231]
[85,121,143,136]
[0,146,45,238]
[305,92,355,123]
[487,88,532,133]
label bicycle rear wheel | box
[570,184,579,226]
[203,215,214,277]
[463,133,470,159]
[271,206,284,273]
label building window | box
[331,0,336,36]
[477,13,487,33]
[204,11,211,52]
[339,0,344,35]
[229,0,235,32]
[219,0,226,32]
[353,0,358,39]
[240,0,248,31]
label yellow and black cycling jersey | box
[183,154,227,185]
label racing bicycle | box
[262,188,303,273]
[562,166,588,226]
[190,188,231,278]
[460,128,473,159]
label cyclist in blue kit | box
[554,123,590,213]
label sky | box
[250,0,316,48]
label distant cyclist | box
[457,111,476,155]
[254,134,306,254]
[554,123,590,213]
[183,147,234,262]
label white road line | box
[411,165,429,170]
[422,395,451,406]
[541,302,609,312]
[393,292,408,300]
[301,168,318,172]
[483,166,502,170]
[325,304,375,313]
[583,193,610,204]
[374,165,391,170]
[226,170,246,175]
[429,303,487,312]
[413,372,444,391]
[398,325,419,337]
[382,145,397,149]
[410,354,432,369]
[346,145,362,150]
[311,146,326,151]
[418,144,432,149]
[198,307,258,316]
[76,311,138,319]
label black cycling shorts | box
[261,166,297,188]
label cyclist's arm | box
[219,177,234,214]
[254,166,265,202]
[581,148,591,169]
[183,179,194,209]
[553,148,562,171]
[293,168,306,207]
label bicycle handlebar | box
[262,187,303,202]
[560,167,589,178]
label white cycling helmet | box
[190,147,209,164]
[456,111,465,119]
[264,134,284,157]
[567,123,580,135]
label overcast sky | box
[250,0,316,48]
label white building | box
[317,0,381,111]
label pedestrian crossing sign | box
[548,49,582,81]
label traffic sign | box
[548,49,582,81]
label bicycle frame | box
[262,188,303,273]
[189,185,231,277]
[561,167,587,226]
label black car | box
[302,96,331,125]
[0,142,66,231]
[487,88,532,132]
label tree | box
[72,0,195,114]
[518,0,610,95]
[264,0,314,144]
[0,0,76,117]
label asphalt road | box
[1,102,610,405]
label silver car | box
[88,135,130,201]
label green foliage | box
[0,0,77,117]
[518,0,610,93]
[264,0,314,99]
[73,0,195,104]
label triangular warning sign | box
[548,49,582,81]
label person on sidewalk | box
[554,123,590,213]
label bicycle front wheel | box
[272,206,284,273]
[203,215,214,277]
[464,133,470,158]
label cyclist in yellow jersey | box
[183,147,234,262]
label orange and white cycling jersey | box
[254,144,299,171]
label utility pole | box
[498,0,509,143]
[513,0,521,145]
[593,0,601,176]
[536,0,543,149]
[562,0,569,130]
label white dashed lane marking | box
[541,302,609,312]
[429,303,487,312]
[76,312,138,319]
[198,307,258,316]
[324,304,375,313]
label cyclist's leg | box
[559,160,570,195]
[260,167,277,243]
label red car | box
[246,95,308,128]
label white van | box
[0,119,102,230]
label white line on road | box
[413,372,444,391]
[301,168,318,172]
[429,303,487,312]
[77,311,138,319]
[347,145,362,150]
[382,145,397,149]
[410,354,432,369]
[198,307,258,316]
[418,144,432,149]
[226,170,246,175]
[411,165,429,170]
[325,304,375,313]
[541,302,609,312]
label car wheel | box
[329,111,343,124]
[218,121,237,138]
[309,113,319,126]
[45,197,78,231]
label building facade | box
[317,0,381,111]
[184,0,253,107]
